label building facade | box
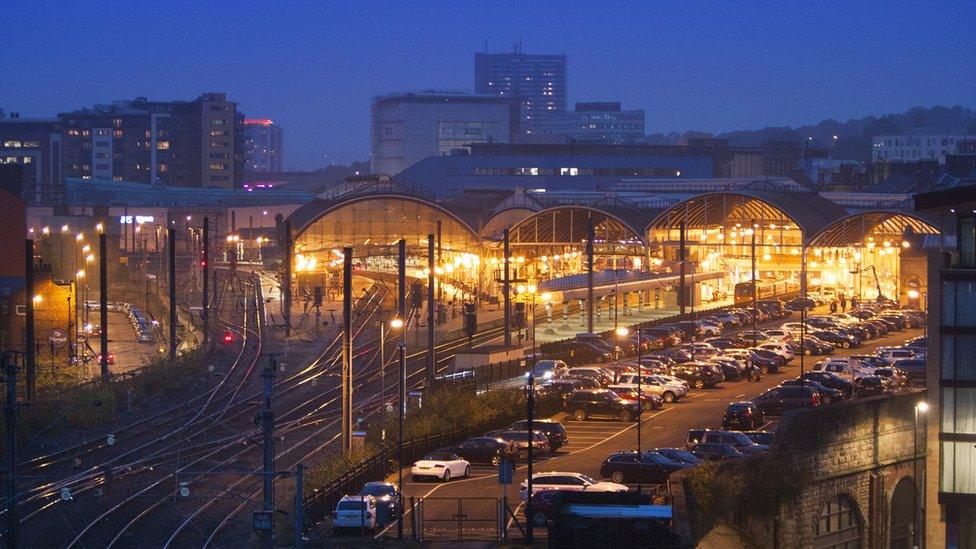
[243,118,283,172]
[0,115,62,203]
[873,134,974,164]
[370,92,516,176]
[537,102,645,144]
[916,183,976,548]
[474,51,567,137]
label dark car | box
[541,379,585,401]
[878,315,907,331]
[360,482,400,524]
[811,329,860,349]
[854,375,887,397]
[691,443,745,461]
[441,437,508,466]
[750,348,787,373]
[670,362,724,389]
[653,447,702,465]
[785,297,816,311]
[790,336,833,356]
[564,389,640,422]
[489,430,551,458]
[779,378,845,404]
[743,431,775,446]
[870,317,898,333]
[801,371,855,397]
[723,401,765,430]
[752,385,821,416]
[874,367,909,388]
[705,338,739,351]
[599,450,693,484]
[671,322,702,341]
[654,347,693,363]
[701,430,769,455]
[891,359,925,383]
[644,327,683,347]
[508,419,569,451]
[864,319,890,336]
[523,489,560,527]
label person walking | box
[851,295,859,310]
[839,293,847,312]
[830,300,838,314]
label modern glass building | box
[916,182,976,547]
[475,51,567,137]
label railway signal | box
[223,330,234,344]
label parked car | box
[779,378,844,404]
[508,419,569,451]
[669,362,724,389]
[564,389,640,422]
[752,385,821,416]
[875,348,916,364]
[810,329,860,349]
[523,489,562,526]
[743,431,775,446]
[532,359,568,379]
[611,373,685,403]
[653,447,703,465]
[359,482,399,524]
[334,495,378,531]
[541,379,586,401]
[785,297,816,311]
[489,430,551,458]
[411,452,470,482]
[599,450,694,484]
[690,443,745,461]
[441,437,508,466]
[800,371,855,397]
[519,472,627,500]
[563,367,612,386]
[700,430,769,455]
[722,401,766,430]
[890,358,926,383]
[873,367,909,389]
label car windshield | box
[360,484,394,496]
[605,391,623,401]
[664,449,699,462]
[578,474,597,484]
[731,433,754,445]
[422,453,454,461]
[337,500,367,511]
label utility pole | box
[24,240,35,399]
[99,233,109,379]
[202,217,210,345]
[283,220,292,338]
[293,464,304,549]
[259,355,277,549]
[426,234,435,390]
[3,352,19,549]
[396,239,406,541]
[341,247,353,452]
[436,220,442,305]
[503,229,511,347]
[586,219,595,333]
[168,227,177,362]
[525,370,536,544]
[750,220,758,347]
[679,221,686,318]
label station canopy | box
[806,210,942,248]
[507,204,648,250]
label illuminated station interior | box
[282,180,943,328]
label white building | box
[370,92,515,176]
[537,102,645,144]
[872,134,974,164]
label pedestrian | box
[839,293,847,312]
[851,295,859,310]
[830,300,838,314]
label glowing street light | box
[32,294,43,304]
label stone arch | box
[813,493,863,549]
[889,476,915,549]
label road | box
[370,322,924,543]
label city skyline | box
[2,0,974,170]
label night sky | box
[2,0,974,169]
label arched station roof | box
[508,204,648,246]
[806,210,942,248]
[287,192,481,242]
[646,190,850,239]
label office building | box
[873,133,974,164]
[0,114,62,202]
[370,92,516,175]
[475,50,567,137]
[916,181,976,548]
[243,118,283,172]
[538,102,645,144]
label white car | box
[697,323,721,337]
[712,312,741,327]
[612,374,685,403]
[519,472,628,500]
[815,358,875,378]
[763,329,792,342]
[334,495,378,530]
[875,348,916,364]
[411,452,470,482]
[757,342,795,361]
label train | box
[733,279,799,304]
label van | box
[334,495,377,531]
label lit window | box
[157,141,170,150]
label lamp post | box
[59,224,68,278]
[380,318,404,433]
[616,325,641,486]
[914,400,928,549]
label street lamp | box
[522,367,550,544]
[380,317,404,423]
[914,400,928,549]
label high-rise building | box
[0,114,62,202]
[475,50,567,137]
[916,182,976,547]
[243,118,283,172]
[370,92,516,175]
[537,102,645,144]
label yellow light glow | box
[763,253,772,261]
[75,233,83,241]
[916,401,929,413]
[615,327,630,337]
[907,289,920,299]
[516,284,526,294]
[42,226,50,235]
[76,270,85,278]
[517,256,526,263]
[32,294,42,304]
[96,223,104,232]
[434,266,444,275]
[86,254,95,262]
[61,225,68,233]
[540,292,552,302]
[390,318,405,329]
[901,241,910,248]
[527,284,537,293]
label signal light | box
[201,260,207,267]
[223,330,234,344]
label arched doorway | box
[813,494,862,549]
[890,477,915,549]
